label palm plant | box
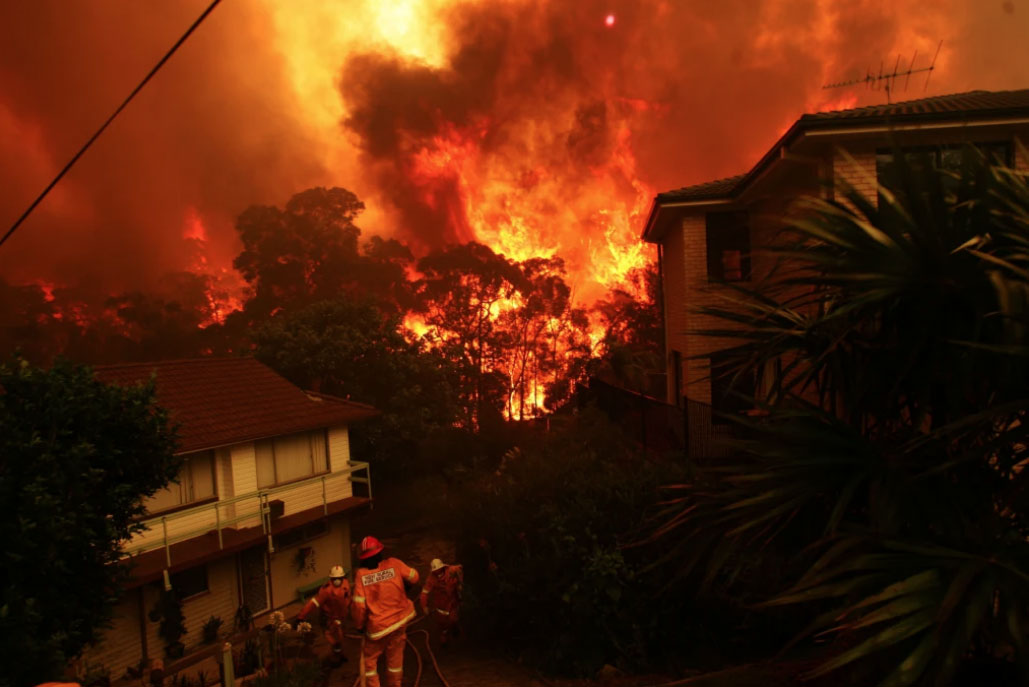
[650,143,1029,685]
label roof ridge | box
[802,88,1029,118]
[94,356,256,371]
[808,88,989,114]
[304,390,379,411]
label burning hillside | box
[0,1,1026,417]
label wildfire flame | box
[182,208,246,328]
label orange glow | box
[605,14,616,27]
[181,208,246,327]
[35,280,55,302]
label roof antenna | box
[924,39,943,91]
[821,40,944,103]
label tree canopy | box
[0,356,180,687]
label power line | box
[0,0,224,249]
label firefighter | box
[351,536,419,687]
[295,565,351,666]
[419,558,463,647]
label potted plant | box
[149,588,187,659]
[202,615,223,644]
[292,546,316,576]
[234,603,253,632]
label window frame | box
[705,211,751,283]
[256,430,331,489]
[272,519,330,551]
[145,450,218,516]
[170,564,209,600]
[875,141,1014,203]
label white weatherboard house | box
[83,357,377,678]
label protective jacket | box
[420,564,463,615]
[351,557,419,640]
[297,579,352,623]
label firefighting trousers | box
[431,607,459,642]
[324,620,345,652]
[361,626,406,687]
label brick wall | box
[833,146,878,210]
[661,225,687,403]
[1016,135,1029,173]
[680,212,743,406]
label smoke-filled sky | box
[1,0,1027,302]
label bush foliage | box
[454,408,698,675]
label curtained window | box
[255,430,329,488]
[145,451,216,514]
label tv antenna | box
[822,39,943,103]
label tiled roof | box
[94,357,378,453]
[800,88,1029,123]
[649,88,1029,209]
[655,174,746,203]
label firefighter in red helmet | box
[295,565,351,666]
[351,536,419,687]
[419,558,463,647]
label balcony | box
[119,461,372,586]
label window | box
[876,142,1013,202]
[171,564,208,599]
[273,520,329,551]
[145,451,216,514]
[709,351,756,416]
[706,212,751,282]
[256,430,329,488]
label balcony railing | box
[122,460,372,568]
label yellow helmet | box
[329,565,345,579]
[430,558,445,572]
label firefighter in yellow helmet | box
[419,558,463,647]
[351,536,419,687]
[295,565,351,665]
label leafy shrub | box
[248,661,321,687]
[454,407,692,676]
[149,588,186,658]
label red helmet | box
[359,535,384,559]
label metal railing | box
[122,460,372,568]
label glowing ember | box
[604,14,615,27]
[35,280,56,302]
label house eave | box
[645,111,1029,239]
[642,197,734,243]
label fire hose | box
[341,614,453,687]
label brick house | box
[642,89,1029,457]
[81,357,377,679]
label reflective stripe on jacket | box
[351,557,419,639]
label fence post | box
[216,502,223,549]
[222,642,234,687]
[162,516,171,568]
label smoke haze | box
[1,0,1026,300]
